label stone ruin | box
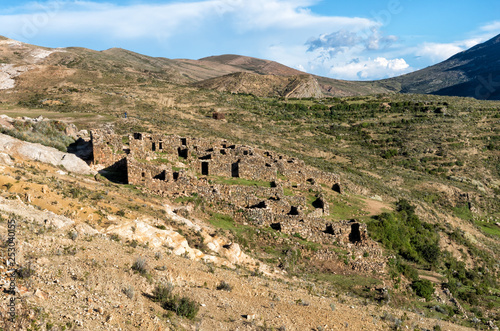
[91,129,385,273]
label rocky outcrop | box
[0,133,94,175]
[0,195,74,229]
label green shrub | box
[411,279,434,301]
[368,199,440,267]
[381,149,398,159]
[109,233,121,242]
[68,230,78,241]
[0,119,75,152]
[152,283,199,320]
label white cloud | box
[412,21,500,64]
[480,21,500,33]
[328,57,411,80]
[0,0,375,43]
[415,42,466,62]
[296,64,307,72]
[305,28,398,56]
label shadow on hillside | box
[67,138,93,162]
[98,159,128,184]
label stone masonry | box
[91,129,385,273]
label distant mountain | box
[3,34,498,100]
[384,33,500,100]
[0,37,392,99]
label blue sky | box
[1,0,499,80]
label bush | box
[381,149,398,159]
[16,264,35,279]
[132,256,148,274]
[122,285,134,299]
[68,230,78,241]
[216,281,232,292]
[109,233,121,242]
[152,283,199,320]
[411,279,434,301]
[0,119,74,152]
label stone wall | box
[91,130,125,167]
[89,130,388,272]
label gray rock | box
[0,133,95,175]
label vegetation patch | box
[210,176,272,187]
[368,199,440,267]
[152,283,199,320]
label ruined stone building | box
[91,129,385,272]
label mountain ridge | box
[383,33,500,100]
[0,33,499,99]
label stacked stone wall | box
[90,130,388,273]
[91,130,125,167]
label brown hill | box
[194,71,324,98]
[200,54,393,97]
[200,54,305,76]
[0,36,393,98]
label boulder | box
[0,133,94,175]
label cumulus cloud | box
[306,30,361,53]
[306,28,397,54]
[296,64,307,72]
[300,26,403,80]
[329,57,411,80]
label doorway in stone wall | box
[231,162,239,177]
[349,223,361,243]
[201,162,209,176]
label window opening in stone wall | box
[324,224,335,235]
[288,206,299,215]
[153,170,166,181]
[270,223,282,231]
[178,147,188,159]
